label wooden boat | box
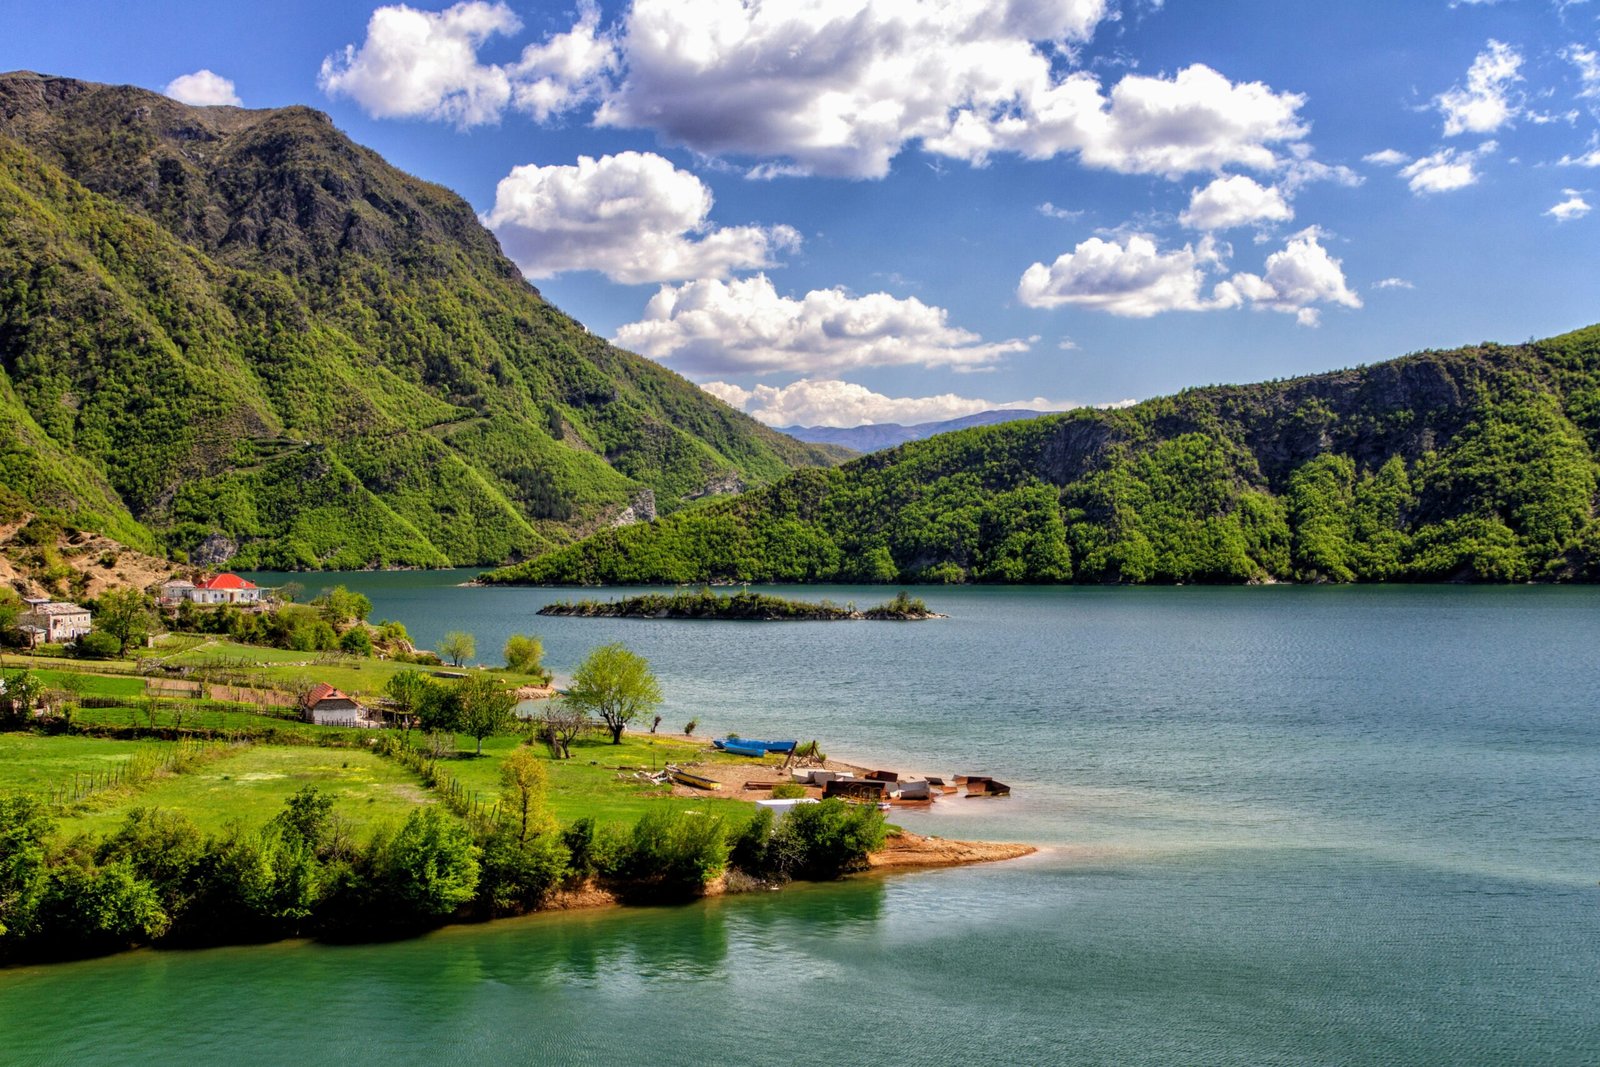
[668,766,722,790]
[721,739,770,757]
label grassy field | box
[431,731,763,826]
[63,744,432,838]
[0,734,146,796]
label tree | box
[384,670,432,739]
[313,585,372,625]
[503,633,544,675]
[417,682,463,756]
[0,794,54,939]
[457,674,516,756]
[539,700,585,759]
[440,631,475,667]
[499,749,554,844]
[565,643,662,744]
[0,588,21,646]
[1,670,43,722]
[95,588,154,656]
[376,808,479,919]
[338,627,373,656]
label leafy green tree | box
[339,627,374,656]
[0,588,22,645]
[35,859,169,951]
[384,669,433,739]
[503,633,544,674]
[499,748,554,843]
[457,674,517,756]
[95,587,155,655]
[1,670,43,722]
[0,795,54,940]
[440,631,475,667]
[566,643,662,744]
[376,808,480,920]
[417,682,463,755]
[313,585,372,625]
[74,630,120,659]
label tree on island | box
[95,588,155,656]
[457,674,517,756]
[565,643,662,744]
[440,631,475,667]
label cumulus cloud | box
[1225,229,1361,326]
[1019,229,1359,325]
[1016,234,1239,316]
[1400,142,1497,193]
[699,378,1076,428]
[1435,40,1523,136]
[1546,190,1592,220]
[614,274,1031,375]
[1179,175,1293,230]
[320,0,612,126]
[481,151,798,284]
[164,70,241,107]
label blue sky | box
[6,0,1600,426]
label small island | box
[538,588,945,621]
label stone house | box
[17,599,92,645]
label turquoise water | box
[2,579,1597,1064]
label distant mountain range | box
[0,72,834,570]
[778,409,1050,452]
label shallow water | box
[3,579,1597,1064]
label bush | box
[770,782,807,800]
[608,809,728,902]
[34,859,169,953]
[728,808,774,875]
[767,799,886,881]
[74,631,121,659]
[373,808,480,920]
[339,627,374,656]
[478,825,569,914]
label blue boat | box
[721,739,770,757]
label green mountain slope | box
[484,326,1600,585]
[0,71,831,568]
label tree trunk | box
[609,723,623,744]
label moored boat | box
[669,766,722,790]
[721,739,770,757]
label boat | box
[712,738,796,754]
[668,766,722,790]
[721,739,771,757]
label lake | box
[2,579,1597,1065]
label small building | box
[17,599,92,645]
[302,683,377,727]
[158,579,196,604]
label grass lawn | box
[65,744,432,839]
[68,703,375,743]
[29,670,147,698]
[0,734,146,796]
[156,638,548,698]
[429,731,762,827]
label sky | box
[5,0,1600,427]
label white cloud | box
[1038,202,1084,220]
[1435,40,1523,136]
[1179,175,1293,230]
[1016,234,1240,316]
[1363,148,1411,167]
[1226,229,1362,326]
[614,274,1031,375]
[481,151,797,284]
[1563,44,1600,98]
[1373,277,1415,289]
[700,378,1075,428]
[1019,229,1359,325]
[1398,142,1497,193]
[597,1,1307,179]
[320,0,613,127]
[1546,191,1591,220]
[163,69,241,107]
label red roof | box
[198,573,257,591]
[304,683,350,708]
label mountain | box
[483,326,1600,585]
[777,409,1048,452]
[0,71,833,569]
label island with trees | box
[538,588,944,621]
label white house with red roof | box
[161,573,263,606]
[302,683,377,727]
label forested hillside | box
[0,72,831,569]
[484,326,1600,585]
